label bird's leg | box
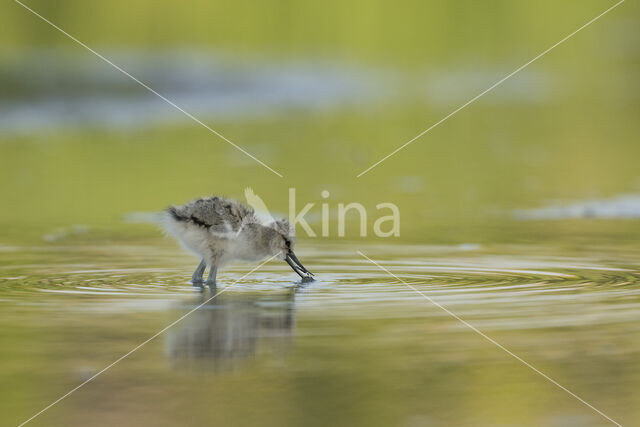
[191,259,206,286]
[206,265,218,290]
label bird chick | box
[163,195,313,288]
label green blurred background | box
[2,2,640,426]
[0,0,638,241]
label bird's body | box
[163,195,313,287]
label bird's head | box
[268,218,313,281]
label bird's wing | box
[244,187,276,225]
[173,197,248,238]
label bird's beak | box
[285,251,314,279]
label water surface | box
[2,239,639,426]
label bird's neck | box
[236,223,272,259]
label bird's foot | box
[191,278,205,294]
[206,280,217,292]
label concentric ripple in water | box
[1,242,639,330]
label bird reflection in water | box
[166,287,298,372]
